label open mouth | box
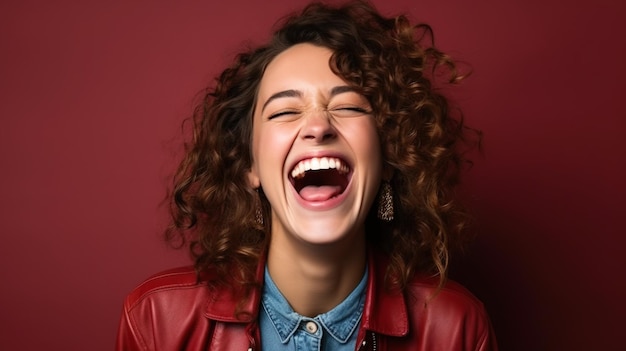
[289,157,351,202]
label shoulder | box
[117,267,216,350]
[123,266,209,313]
[407,276,487,314]
[403,276,498,349]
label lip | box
[286,152,354,211]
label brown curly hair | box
[167,0,478,294]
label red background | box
[1,0,624,350]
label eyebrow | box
[260,85,359,113]
[261,89,302,113]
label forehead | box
[257,44,343,96]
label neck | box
[266,233,367,317]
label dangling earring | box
[377,181,394,221]
[254,188,264,226]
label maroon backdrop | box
[1,0,624,350]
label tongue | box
[299,185,342,201]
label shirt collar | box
[203,248,410,338]
[261,266,367,344]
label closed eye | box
[340,107,369,113]
[268,110,300,120]
[330,106,371,117]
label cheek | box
[254,125,297,177]
[353,122,382,160]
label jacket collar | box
[203,256,265,323]
[204,248,409,337]
[360,249,408,336]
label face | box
[248,43,382,246]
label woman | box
[117,1,497,350]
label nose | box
[300,111,336,143]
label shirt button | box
[305,321,318,334]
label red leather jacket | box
[117,251,497,350]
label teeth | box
[291,157,349,179]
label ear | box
[381,163,394,182]
[247,165,261,189]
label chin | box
[292,218,364,246]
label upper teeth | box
[291,157,349,179]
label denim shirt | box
[259,266,367,351]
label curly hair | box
[167,0,478,294]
